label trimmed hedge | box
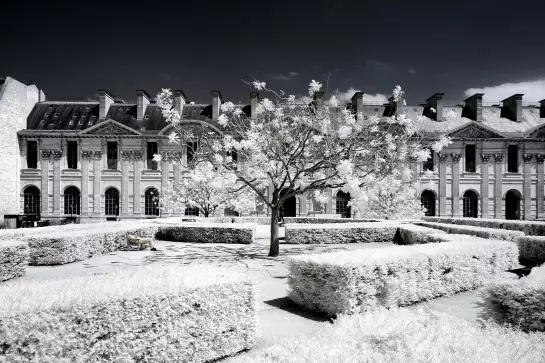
[285,222,399,244]
[284,217,381,224]
[0,264,257,362]
[393,224,450,245]
[415,221,525,241]
[227,307,545,363]
[27,224,157,266]
[483,264,545,332]
[287,238,518,315]
[516,236,545,267]
[423,216,545,236]
[156,223,255,244]
[0,240,28,282]
[233,217,271,225]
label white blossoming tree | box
[159,161,257,217]
[157,80,450,256]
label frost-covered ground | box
[19,224,505,358]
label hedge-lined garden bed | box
[423,216,545,236]
[515,236,545,267]
[155,223,256,244]
[393,224,450,245]
[284,222,399,244]
[0,264,257,362]
[284,217,381,224]
[287,238,518,315]
[0,240,28,282]
[415,221,525,241]
[483,264,545,332]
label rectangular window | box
[107,142,118,170]
[147,142,158,170]
[27,141,38,169]
[423,148,434,171]
[465,144,476,172]
[66,141,78,169]
[187,141,198,164]
[507,145,518,173]
[227,148,238,163]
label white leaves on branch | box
[252,81,267,91]
[308,80,322,97]
[152,153,162,163]
[168,132,180,144]
[431,136,453,153]
[217,114,229,127]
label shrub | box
[287,238,518,315]
[393,224,450,245]
[27,224,157,266]
[516,236,545,267]
[233,217,271,225]
[0,264,257,362]
[155,223,255,244]
[284,217,381,224]
[415,221,525,241]
[284,222,399,244]
[423,217,545,236]
[226,307,545,363]
[0,240,28,282]
[482,264,545,332]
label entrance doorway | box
[280,189,296,217]
[505,190,522,220]
[462,190,478,218]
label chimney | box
[250,91,259,118]
[501,94,524,122]
[212,90,222,119]
[463,93,484,122]
[388,96,404,118]
[313,91,325,109]
[98,89,115,120]
[425,93,444,121]
[173,90,187,115]
[540,99,545,119]
[136,90,150,121]
[351,91,364,120]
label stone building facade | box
[7,80,545,222]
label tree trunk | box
[269,206,280,257]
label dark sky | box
[2,0,545,105]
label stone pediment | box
[78,119,142,136]
[447,122,505,139]
[526,124,545,139]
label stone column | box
[160,152,170,192]
[451,154,461,216]
[80,150,92,217]
[52,150,63,217]
[438,153,448,216]
[536,154,545,218]
[480,154,491,218]
[40,150,51,215]
[93,151,103,217]
[523,153,533,219]
[408,156,418,197]
[493,153,504,218]
[133,150,143,216]
[121,151,131,217]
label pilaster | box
[52,150,63,216]
[451,154,461,216]
[93,151,103,217]
[438,153,448,216]
[480,154,491,218]
[537,154,545,218]
[133,150,143,216]
[523,153,533,219]
[40,150,51,215]
[81,150,92,216]
[493,153,504,218]
[121,151,131,217]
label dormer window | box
[54,113,60,117]
[38,120,46,128]
[82,113,87,117]
[68,120,74,126]
[144,115,150,119]
[78,120,83,125]
[73,113,79,117]
[44,113,50,117]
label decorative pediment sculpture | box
[78,119,142,136]
[526,125,545,139]
[448,122,505,139]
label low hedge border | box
[0,265,258,362]
[284,217,381,224]
[287,238,518,315]
[415,221,525,242]
[393,224,450,245]
[284,222,400,244]
[482,264,545,332]
[155,223,256,244]
[516,236,545,267]
[0,240,28,282]
[423,216,545,236]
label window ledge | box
[21,168,41,174]
[504,173,523,177]
[142,170,161,175]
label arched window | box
[145,188,160,216]
[336,190,351,218]
[23,186,40,214]
[420,190,436,216]
[105,188,120,216]
[63,186,81,215]
[505,190,522,220]
[462,190,478,218]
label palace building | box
[1,76,545,224]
